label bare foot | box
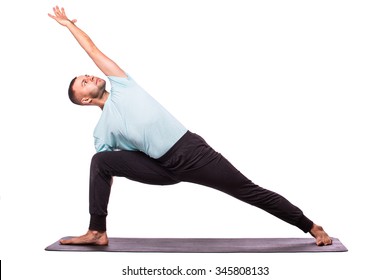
[60,230,109,245]
[309,224,332,246]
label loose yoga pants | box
[89,131,313,233]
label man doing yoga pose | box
[48,6,332,246]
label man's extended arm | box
[48,6,126,78]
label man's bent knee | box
[90,152,113,175]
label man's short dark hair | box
[68,77,79,105]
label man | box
[48,6,332,246]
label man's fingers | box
[53,6,63,16]
[53,6,59,14]
[49,6,73,23]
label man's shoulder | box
[108,73,131,84]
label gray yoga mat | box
[45,237,347,253]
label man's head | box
[68,75,107,106]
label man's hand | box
[48,6,126,78]
[48,6,77,27]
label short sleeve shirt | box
[93,74,187,159]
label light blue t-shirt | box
[93,74,187,158]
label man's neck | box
[98,91,110,110]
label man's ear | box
[81,97,92,105]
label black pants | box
[89,131,313,233]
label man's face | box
[72,74,106,102]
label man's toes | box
[59,239,72,245]
[316,237,332,246]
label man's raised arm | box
[48,6,126,78]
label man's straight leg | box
[181,153,313,232]
[159,132,313,233]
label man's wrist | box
[65,19,75,28]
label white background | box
[1,0,389,279]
